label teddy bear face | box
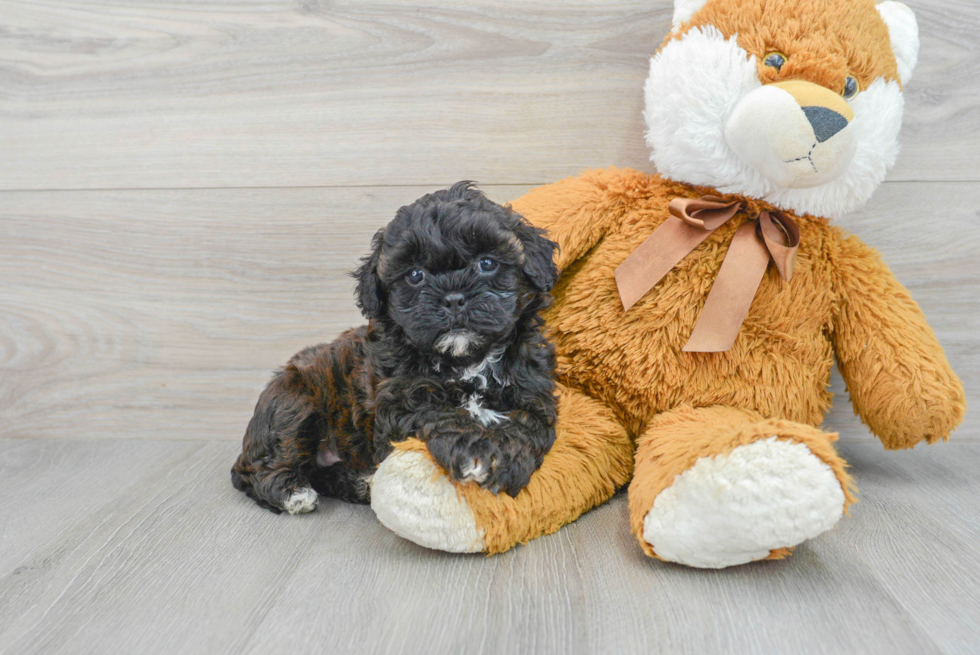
[645,0,919,218]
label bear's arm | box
[830,231,966,449]
[509,170,629,273]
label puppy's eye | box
[405,268,425,285]
[764,52,786,72]
[478,257,498,273]
[842,76,860,100]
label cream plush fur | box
[643,438,845,568]
[372,450,485,553]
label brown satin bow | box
[614,195,800,353]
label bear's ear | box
[671,0,709,31]
[877,1,919,86]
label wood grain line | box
[0,182,975,443]
[0,0,977,190]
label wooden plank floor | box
[1,0,979,653]
[1,438,979,655]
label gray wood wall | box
[1,0,977,443]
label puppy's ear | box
[513,216,558,292]
[353,228,386,320]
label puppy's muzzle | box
[724,80,856,189]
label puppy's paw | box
[485,449,536,497]
[460,457,491,484]
[427,433,535,497]
[282,487,319,515]
[427,432,501,491]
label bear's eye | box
[764,52,786,72]
[842,76,860,100]
[478,257,498,273]
[405,268,425,285]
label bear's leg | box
[370,384,634,553]
[629,405,856,568]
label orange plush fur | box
[465,163,963,556]
[668,0,902,92]
[370,0,965,566]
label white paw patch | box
[283,487,318,515]
[459,457,489,483]
[642,437,845,568]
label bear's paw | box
[643,437,845,568]
[371,449,486,553]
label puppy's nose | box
[442,292,466,311]
[802,106,848,143]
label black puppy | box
[231,182,559,514]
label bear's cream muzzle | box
[724,80,857,189]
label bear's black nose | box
[802,106,849,143]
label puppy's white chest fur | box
[463,393,507,426]
[453,347,509,426]
[435,331,477,357]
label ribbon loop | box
[757,210,800,281]
[615,194,802,352]
[669,196,743,230]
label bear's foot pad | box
[643,437,844,568]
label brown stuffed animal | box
[369,0,966,568]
